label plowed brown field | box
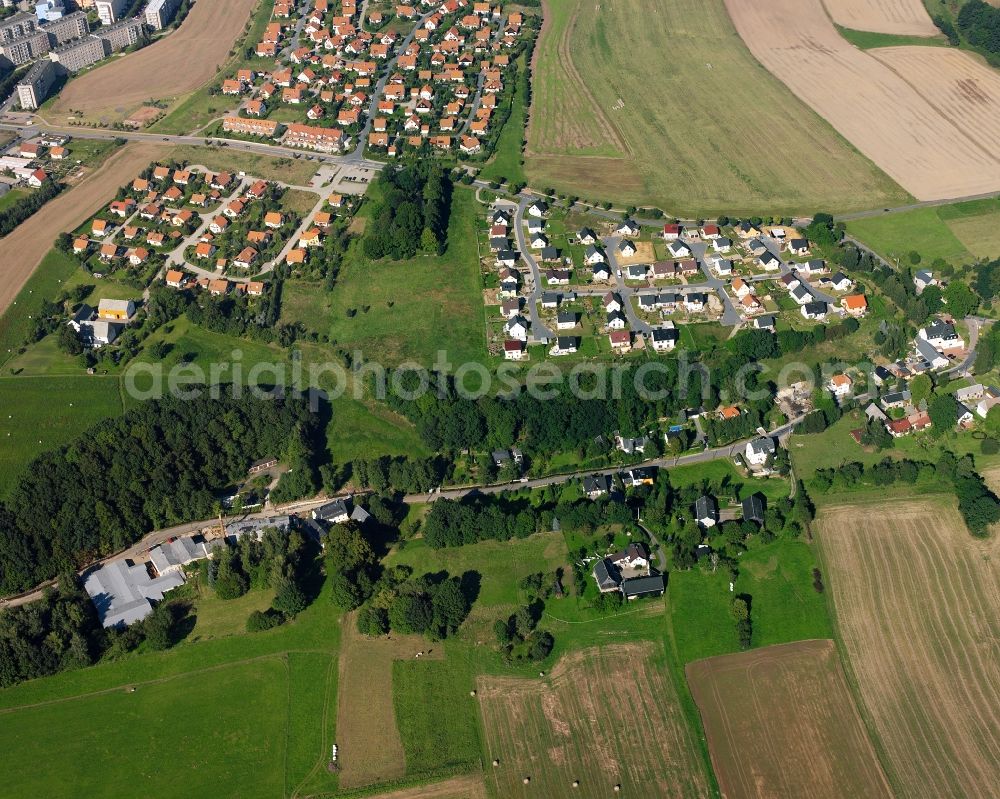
[725,0,1000,200]
[816,498,1000,799]
[822,0,938,36]
[0,142,165,314]
[477,643,709,799]
[687,639,892,799]
[53,0,256,120]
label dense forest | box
[0,394,319,593]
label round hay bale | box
[614,784,621,792]
[572,779,579,788]
[492,759,500,767]
[470,689,477,697]
[523,776,530,785]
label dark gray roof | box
[695,494,718,520]
[652,327,679,343]
[803,301,827,315]
[621,574,665,598]
[582,473,611,495]
[742,493,765,523]
[593,558,621,590]
[556,336,578,349]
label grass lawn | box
[668,539,832,665]
[170,145,320,185]
[384,531,567,608]
[836,25,946,49]
[0,658,290,799]
[0,249,80,369]
[326,187,485,366]
[526,0,908,214]
[0,375,124,499]
[0,187,28,212]
[0,563,343,799]
[393,651,483,777]
[847,205,977,265]
[478,51,528,185]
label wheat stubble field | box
[816,498,1000,799]
[687,639,892,799]
[525,0,908,215]
[822,0,939,35]
[725,0,1000,200]
[477,643,709,799]
[52,0,256,121]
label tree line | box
[0,180,63,237]
[812,451,1000,537]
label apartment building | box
[222,116,280,137]
[94,17,143,51]
[49,35,106,72]
[144,0,180,30]
[0,27,50,66]
[0,12,39,43]
[94,0,127,25]
[283,123,347,153]
[16,57,56,109]
[43,10,89,44]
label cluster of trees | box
[976,323,1000,374]
[356,566,471,640]
[350,455,451,494]
[497,561,556,661]
[423,495,538,548]
[0,579,192,688]
[383,366,706,459]
[732,596,752,650]
[202,527,312,630]
[325,523,380,611]
[702,400,772,448]
[813,452,1000,537]
[362,162,452,259]
[0,395,316,593]
[958,0,1000,55]
[0,180,63,237]
[186,285,294,345]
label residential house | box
[745,436,775,466]
[695,495,718,528]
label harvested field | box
[687,639,892,799]
[525,0,907,215]
[822,0,938,35]
[52,0,256,122]
[0,142,166,314]
[364,774,487,799]
[477,642,709,799]
[725,0,1000,200]
[816,497,1000,799]
[334,614,444,790]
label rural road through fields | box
[0,141,167,315]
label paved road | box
[510,196,555,341]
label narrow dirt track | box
[53,0,256,118]
[0,142,166,314]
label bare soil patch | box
[816,497,1000,799]
[477,642,709,799]
[822,0,938,36]
[53,0,256,121]
[0,142,166,314]
[725,0,1000,200]
[335,614,443,790]
[687,639,892,799]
